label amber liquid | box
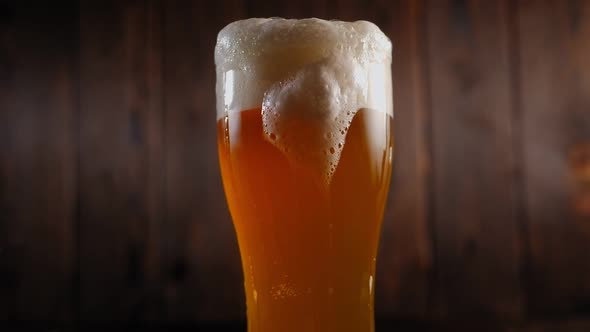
[217,108,393,332]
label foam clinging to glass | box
[215,18,393,182]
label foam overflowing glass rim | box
[215,18,392,71]
[215,18,393,183]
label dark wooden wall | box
[1,0,590,330]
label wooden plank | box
[161,0,245,322]
[373,0,433,318]
[517,0,590,317]
[79,0,163,321]
[426,0,523,319]
[0,1,77,322]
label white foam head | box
[215,18,393,183]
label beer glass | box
[215,18,393,332]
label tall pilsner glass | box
[215,18,393,332]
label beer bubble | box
[223,116,230,145]
[271,282,297,299]
[329,147,336,155]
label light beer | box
[215,18,393,332]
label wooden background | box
[1,0,590,330]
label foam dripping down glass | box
[215,18,394,332]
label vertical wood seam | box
[144,0,153,320]
[158,0,167,320]
[158,0,168,321]
[508,0,532,322]
[74,0,82,325]
[420,0,439,318]
[140,0,166,320]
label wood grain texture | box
[375,0,433,318]
[161,0,245,322]
[2,0,590,325]
[0,1,77,321]
[79,0,163,321]
[426,0,523,319]
[517,0,590,318]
